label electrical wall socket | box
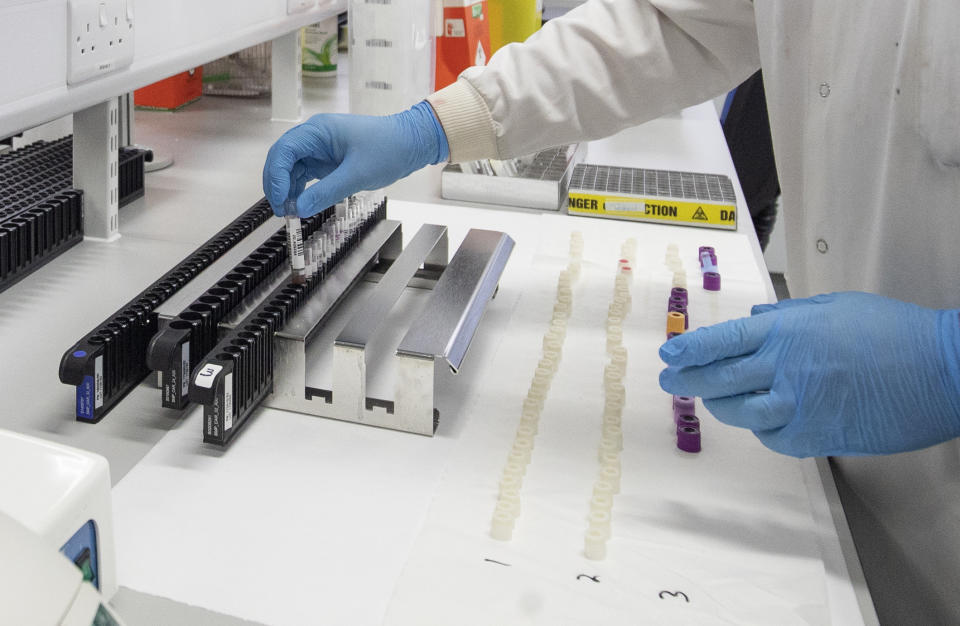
[287,0,317,14]
[67,0,135,85]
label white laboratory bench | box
[0,66,875,625]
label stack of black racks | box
[0,138,83,293]
[0,136,148,293]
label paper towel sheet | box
[384,213,829,625]
[112,203,835,625]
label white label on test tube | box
[286,216,306,271]
[283,199,306,274]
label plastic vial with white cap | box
[284,199,308,285]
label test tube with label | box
[303,237,315,278]
[284,199,307,285]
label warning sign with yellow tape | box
[566,164,738,231]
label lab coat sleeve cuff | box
[427,79,499,163]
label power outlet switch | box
[67,0,135,85]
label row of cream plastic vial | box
[490,232,585,541]
[583,238,636,560]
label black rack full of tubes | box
[116,145,147,206]
[0,189,83,293]
[1,137,83,293]
[190,195,388,447]
[145,205,337,411]
[0,137,148,294]
[0,136,146,212]
[59,200,275,423]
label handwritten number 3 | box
[658,590,689,603]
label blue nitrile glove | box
[658,292,960,457]
[262,100,449,217]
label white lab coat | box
[427,1,960,623]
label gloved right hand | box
[262,100,449,217]
[658,292,960,457]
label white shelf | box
[0,0,345,138]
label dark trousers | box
[722,70,780,251]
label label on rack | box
[181,342,190,396]
[78,376,94,419]
[194,363,223,389]
[223,373,234,430]
[567,193,737,230]
[94,356,103,408]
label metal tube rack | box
[263,226,515,437]
[189,198,390,446]
[146,207,335,411]
[440,144,587,211]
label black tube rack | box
[146,206,335,411]
[0,137,149,294]
[190,198,388,447]
[59,199,274,423]
[0,138,84,293]
[0,137,147,209]
[117,146,147,206]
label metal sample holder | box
[147,214,318,410]
[265,224,514,437]
[185,198,390,446]
[441,144,587,211]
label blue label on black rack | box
[77,375,94,419]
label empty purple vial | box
[673,395,695,410]
[676,414,700,429]
[673,396,695,422]
[677,426,701,453]
[703,271,721,291]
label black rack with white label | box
[190,198,388,446]
[146,206,335,411]
[58,199,274,423]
